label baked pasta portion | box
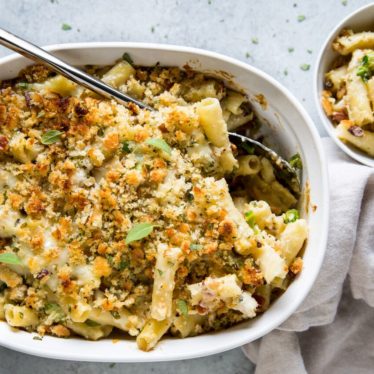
[0,58,307,351]
[322,29,374,156]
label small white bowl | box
[0,43,329,362]
[314,3,374,167]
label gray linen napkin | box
[242,138,374,374]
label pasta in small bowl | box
[0,43,328,362]
[315,2,374,167]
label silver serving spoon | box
[0,28,300,195]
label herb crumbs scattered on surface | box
[251,37,259,45]
[109,363,116,368]
[307,49,313,54]
[341,0,347,5]
[297,15,306,22]
[284,69,288,76]
[288,47,294,53]
[245,52,251,58]
[61,23,72,31]
[300,64,310,71]
[151,26,155,33]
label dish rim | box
[0,42,329,362]
[314,2,374,167]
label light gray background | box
[0,0,371,373]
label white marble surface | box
[0,0,371,373]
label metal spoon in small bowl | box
[0,28,301,195]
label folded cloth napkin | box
[242,138,374,374]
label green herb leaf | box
[177,299,188,317]
[288,47,294,53]
[146,138,172,155]
[125,222,154,244]
[244,211,256,228]
[300,64,310,71]
[289,153,303,169]
[284,209,299,223]
[61,23,72,31]
[190,243,203,251]
[85,319,100,327]
[41,130,63,145]
[122,52,134,65]
[251,37,259,45]
[297,15,306,22]
[122,140,133,153]
[157,269,163,276]
[0,253,22,265]
[341,0,347,5]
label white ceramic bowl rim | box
[0,42,329,362]
[314,2,374,167]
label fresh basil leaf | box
[41,130,63,145]
[146,138,172,155]
[125,222,154,244]
[0,253,22,265]
[177,299,188,317]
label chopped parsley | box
[121,140,133,153]
[244,210,256,228]
[341,0,347,5]
[297,15,306,22]
[125,222,154,244]
[41,130,63,145]
[146,138,172,155]
[241,142,255,155]
[357,52,374,82]
[0,253,22,265]
[251,37,259,45]
[85,319,100,327]
[289,153,303,169]
[177,299,188,317]
[300,64,310,71]
[284,209,299,223]
[288,47,294,53]
[61,23,72,31]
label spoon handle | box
[0,28,152,110]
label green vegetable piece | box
[125,222,154,244]
[289,153,303,169]
[177,299,188,317]
[284,209,299,223]
[0,253,22,265]
[251,37,259,44]
[245,210,256,228]
[41,130,63,145]
[122,52,134,65]
[146,138,172,155]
